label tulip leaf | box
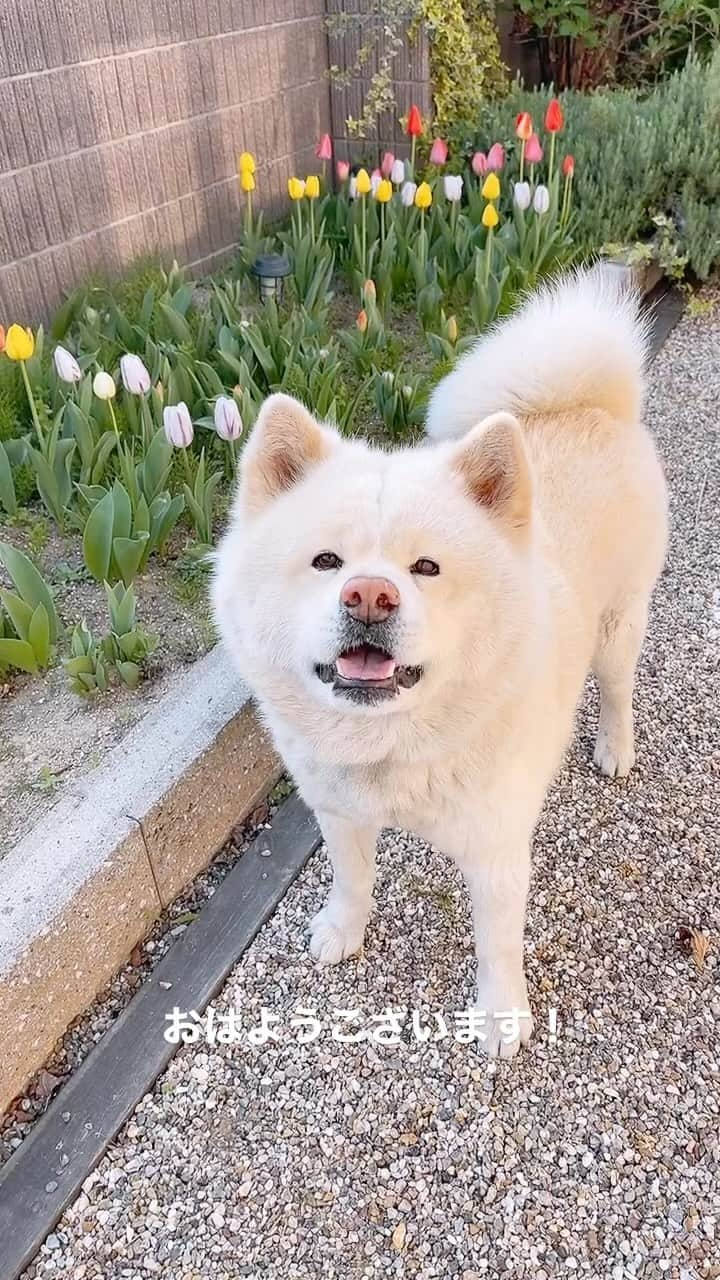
[0,637,38,674]
[112,534,149,587]
[116,660,140,689]
[111,480,132,542]
[0,590,33,642]
[0,541,58,642]
[90,432,118,487]
[157,301,192,345]
[0,442,17,518]
[28,604,50,668]
[140,287,156,332]
[82,488,114,582]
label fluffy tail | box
[426,267,650,441]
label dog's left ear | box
[239,393,336,514]
[452,412,532,535]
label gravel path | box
[24,299,719,1280]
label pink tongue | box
[336,647,396,681]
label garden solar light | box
[252,253,291,303]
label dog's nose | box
[340,576,400,624]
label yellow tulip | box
[414,181,432,210]
[288,177,305,200]
[240,169,255,193]
[482,203,499,229]
[447,315,458,344]
[4,324,35,361]
[239,151,256,174]
[375,178,392,203]
[481,173,500,201]
[355,168,371,195]
[305,175,320,199]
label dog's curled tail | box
[425,268,650,441]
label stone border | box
[0,645,279,1112]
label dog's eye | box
[312,551,343,571]
[410,558,440,577]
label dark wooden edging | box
[0,793,321,1280]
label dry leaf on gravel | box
[391,1223,407,1251]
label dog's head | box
[213,394,536,721]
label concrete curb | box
[0,646,279,1111]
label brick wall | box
[0,0,333,322]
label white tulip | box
[513,181,531,211]
[370,172,382,196]
[163,402,194,448]
[120,353,151,395]
[401,180,417,207]
[214,396,243,442]
[390,158,405,185]
[443,174,463,203]
[349,175,358,200]
[53,345,82,383]
[92,370,116,400]
[533,184,550,215]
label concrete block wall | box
[0,0,333,322]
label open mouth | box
[315,644,423,702]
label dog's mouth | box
[315,644,423,702]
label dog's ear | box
[452,412,532,534]
[240,394,335,514]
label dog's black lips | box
[314,618,423,703]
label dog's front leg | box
[309,815,378,966]
[456,836,534,1059]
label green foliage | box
[0,540,58,674]
[373,368,426,436]
[182,450,222,547]
[64,583,156,695]
[0,442,17,517]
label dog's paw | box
[308,906,365,966]
[473,979,534,1059]
[593,726,636,778]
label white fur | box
[213,270,668,1058]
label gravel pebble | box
[21,297,720,1278]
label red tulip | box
[316,132,333,161]
[429,137,448,166]
[471,151,487,176]
[545,99,564,133]
[486,142,505,171]
[406,104,423,137]
[336,159,350,182]
[515,112,533,141]
[562,153,575,177]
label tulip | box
[400,180,417,207]
[349,175,358,199]
[561,155,575,227]
[525,134,543,166]
[414,181,432,210]
[370,170,382,196]
[471,151,487,177]
[513,181,531,211]
[562,153,575,177]
[356,309,368,333]
[163,402,194,448]
[305,175,320,199]
[515,113,533,141]
[381,151,395,178]
[355,168,371,195]
[54,345,82,383]
[482,203,499,229]
[238,151,255,174]
[316,133,332,161]
[406,104,423,137]
[481,173,500,201]
[240,169,255,193]
[375,178,392,203]
[482,203,499,288]
[447,315,458,344]
[363,279,376,302]
[93,370,116,400]
[487,143,505,172]
[288,177,305,200]
[429,137,448,166]
[533,184,550,214]
[214,395,243,442]
[390,157,405,185]
[443,174,463,203]
[4,324,34,361]
[120,353,151,395]
[336,159,350,182]
[545,99,564,133]
[0,325,5,352]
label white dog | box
[212,270,668,1056]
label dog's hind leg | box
[592,593,650,778]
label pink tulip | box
[525,133,543,165]
[316,133,332,161]
[487,143,505,171]
[471,151,488,176]
[381,151,395,178]
[336,159,350,182]
[429,137,448,166]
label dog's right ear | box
[239,394,336,514]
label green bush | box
[451,50,720,277]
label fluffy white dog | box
[212,270,668,1056]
